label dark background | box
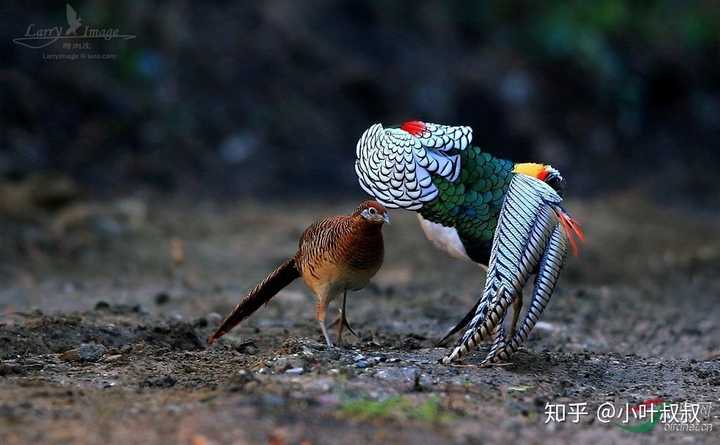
[2,1,719,206]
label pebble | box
[61,343,107,363]
[285,367,304,375]
[374,366,420,383]
[535,321,559,332]
[154,292,171,305]
[207,312,223,326]
[273,358,290,372]
[141,375,177,388]
[301,347,314,358]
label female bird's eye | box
[368,208,377,215]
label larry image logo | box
[12,4,135,60]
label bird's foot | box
[329,314,360,338]
[319,320,334,348]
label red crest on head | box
[401,120,426,136]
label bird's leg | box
[329,290,358,345]
[339,290,358,338]
[509,293,523,339]
[316,299,333,347]
[336,300,345,346]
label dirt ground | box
[1,194,719,444]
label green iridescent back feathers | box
[419,146,514,242]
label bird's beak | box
[383,213,391,224]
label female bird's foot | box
[329,312,359,346]
[318,320,334,347]
[329,313,359,336]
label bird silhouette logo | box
[65,4,82,35]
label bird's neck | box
[351,218,383,238]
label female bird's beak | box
[383,213,391,224]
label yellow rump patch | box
[513,163,547,180]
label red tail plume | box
[556,211,585,256]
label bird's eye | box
[368,208,377,215]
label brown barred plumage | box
[208,200,388,347]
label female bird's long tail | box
[208,258,300,344]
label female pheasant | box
[208,200,389,347]
[355,121,583,365]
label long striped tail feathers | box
[208,258,300,345]
[441,174,573,365]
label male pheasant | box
[354,121,583,365]
[208,200,389,347]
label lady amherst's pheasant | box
[354,121,583,365]
[208,200,389,348]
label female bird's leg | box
[340,290,359,337]
[331,290,358,345]
[316,298,333,347]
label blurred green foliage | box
[340,396,453,423]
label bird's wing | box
[66,4,78,25]
[355,122,471,210]
[441,173,567,363]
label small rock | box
[285,367,304,375]
[325,350,341,360]
[288,357,306,369]
[0,363,25,376]
[366,357,383,365]
[301,346,314,358]
[207,313,223,326]
[154,292,171,305]
[166,404,182,414]
[193,317,208,328]
[61,343,106,363]
[141,375,177,388]
[227,370,255,391]
[355,360,370,369]
[535,321,559,332]
[273,358,290,372]
[374,366,420,383]
[234,341,258,355]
